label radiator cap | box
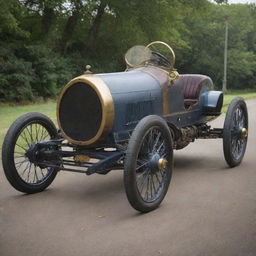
[84,65,92,74]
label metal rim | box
[135,126,169,203]
[230,105,248,160]
[13,122,54,185]
[57,75,114,145]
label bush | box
[0,43,34,102]
[0,43,78,102]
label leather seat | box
[175,74,212,108]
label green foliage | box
[0,0,255,102]
[0,43,34,102]
[228,49,256,88]
[178,3,256,89]
[0,0,29,39]
[0,43,77,102]
[24,45,73,97]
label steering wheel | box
[151,51,172,68]
[145,41,176,68]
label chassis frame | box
[30,123,223,176]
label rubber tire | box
[2,112,58,193]
[124,115,173,213]
[223,97,248,167]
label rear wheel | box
[124,115,173,213]
[223,97,248,167]
[2,112,58,193]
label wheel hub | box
[240,127,248,138]
[158,158,167,170]
[25,143,40,164]
[149,153,167,173]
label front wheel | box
[2,112,58,193]
[124,115,173,213]
[223,97,248,167]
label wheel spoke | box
[34,165,39,183]
[39,126,47,141]
[146,174,150,201]
[154,172,161,186]
[152,132,161,152]
[26,163,32,183]
[35,124,39,142]
[15,159,29,168]
[20,132,30,148]
[30,124,34,142]
[21,162,30,176]
[16,143,27,151]
[159,167,165,177]
[14,155,26,159]
[25,126,34,143]
[12,121,54,185]
[149,174,153,199]
[145,130,153,152]
[134,126,171,203]
[137,170,150,195]
[136,168,149,179]
[156,141,165,153]
[229,106,247,160]
[151,174,157,195]
[41,131,50,141]
[136,160,149,171]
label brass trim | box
[74,155,90,162]
[57,75,114,146]
[241,128,248,138]
[162,86,170,116]
[158,158,167,170]
[163,109,200,117]
[169,70,179,83]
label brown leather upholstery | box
[175,74,212,108]
[184,99,198,107]
[178,75,205,99]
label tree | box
[0,0,255,102]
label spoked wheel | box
[124,115,173,213]
[2,112,58,193]
[223,97,248,167]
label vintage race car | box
[2,41,248,212]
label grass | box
[222,91,256,112]
[0,91,256,151]
[0,101,56,151]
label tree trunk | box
[58,12,79,54]
[57,0,83,54]
[41,7,55,40]
[85,1,107,50]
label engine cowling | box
[57,68,164,146]
[57,75,114,146]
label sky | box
[228,0,255,3]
